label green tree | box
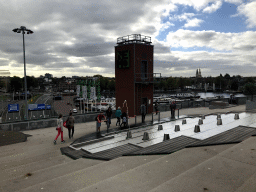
[93,74,103,78]
[159,80,167,91]
[230,79,239,91]
[245,77,255,84]
[0,79,4,88]
[224,73,230,79]
[107,80,115,91]
[24,76,39,90]
[244,83,256,101]
[100,77,109,90]
[167,77,178,90]
[10,76,22,92]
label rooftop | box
[117,34,152,45]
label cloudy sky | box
[1,0,256,78]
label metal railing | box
[134,73,154,83]
[117,34,152,45]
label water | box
[197,92,245,99]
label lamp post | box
[12,26,33,120]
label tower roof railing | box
[117,34,152,45]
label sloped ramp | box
[60,147,87,160]
[123,136,199,156]
[186,126,256,148]
[81,143,143,161]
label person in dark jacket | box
[155,101,159,115]
[105,107,112,131]
[140,102,146,123]
[67,112,75,139]
[170,101,176,118]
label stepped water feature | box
[64,112,256,160]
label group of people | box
[96,106,129,134]
[54,100,177,143]
[53,112,75,144]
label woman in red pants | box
[53,114,65,144]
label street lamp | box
[12,26,33,120]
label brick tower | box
[115,34,154,117]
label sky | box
[0,0,256,78]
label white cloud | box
[202,1,222,13]
[236,1,256,28]
[170,0,218,11]
[169,13,196,21]
[184,18,204,28]
[224,0,246,4]
[159,21,175,32]
[165,29,256,52]
[169,12,203,28]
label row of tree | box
[1,73,256,98]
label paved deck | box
[2,105,256,192]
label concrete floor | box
[2,105,256,192]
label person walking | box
[53,114,65,144]
[66,112,75,139]
[170,101,176,119]
[97,111,106,134]
[140,102,146,123]
[155,101,159,115]
[105,107,112,132]
[115,106,122,126]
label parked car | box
[73,108,77,113]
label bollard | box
[234,113,239,120]
[178,109,179,118]
[182,119,187,124]
[126,130,132,139]
[158,112,160,122]
[217,114,221,119]
[152,113,154,124]
[217,118,222,125]
[158,125,163,131]
[201,115,205,119]
[194,125,200,133]
[163,134,170,141]
[174,125,180,132]
[198,119,203,125]
[142,132,149,140]
[135,115,137,125]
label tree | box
[159,80,167,91]
[0,79,4,89]
[230,79,239,91]
[93,74,103,78]
[166,77,178,90]
[245,77,255,84]
[10,76,22,92]
[24,76,39,90]
[224,73,230,79]
[107,80,115,91]
[244,83,256,101]
[100,77,109,90]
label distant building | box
[196,68,202,78]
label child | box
[120,112,128,128]
[97,112,106,134]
